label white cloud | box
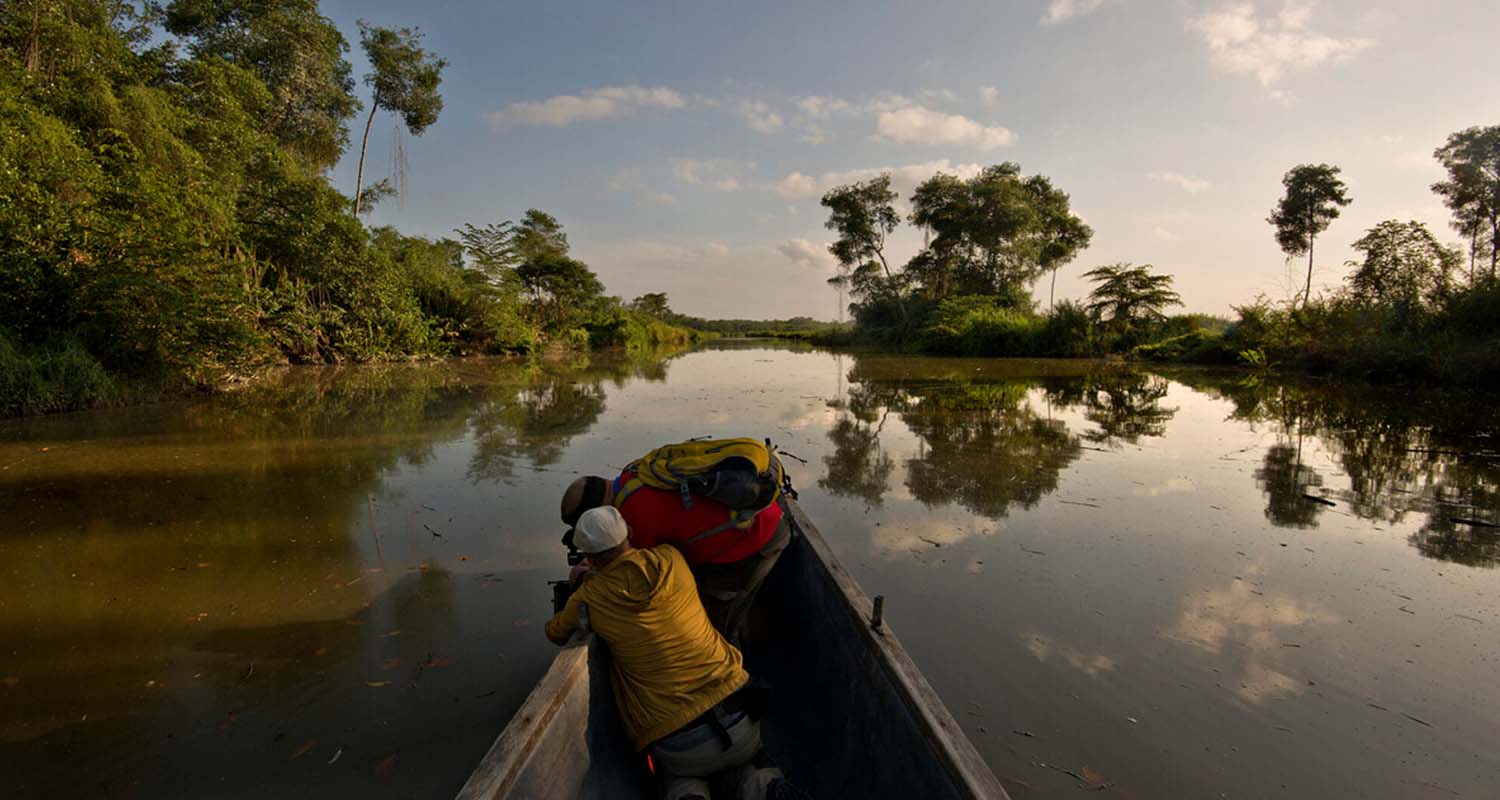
[861,93,915,114]
[875,106,1016,150]
[770,159,985,201]
[604,168,677,205]
[670,158,747,191]
[795,96,851,119]
[1042,0,1115,26]
[485,85,686,127]
[1152,227,1185,242]
[979,86,1000,105]
[739,100,785,134]
[777,238,835,271]
[1148,170,1211,193]
[1188,2,1374,88]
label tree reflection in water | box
[1187,376,1500,566]
[1043,372,1178,446]
[1254,442,1326,529]
[820,359,1187,520]
[901,381,1081,518]
[465,353,675,482]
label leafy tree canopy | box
[1346,220,1458,313]
[1084,262,1183,330]
[1268,163,1352,305]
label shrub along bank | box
[812,282,1500,387]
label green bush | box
[0,333,122,416]
[1036,301,1095,357]
[1130,330,1237,364]
[916,296,1037,355]
[1221,283,1500,385]
[585,308,700,351]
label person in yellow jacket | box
[546,506,804,800]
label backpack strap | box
[685,511,755,543]
[612,476,646,509]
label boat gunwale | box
[455,636,591,799]
[783,499,1010,800]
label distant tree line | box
[0,0,694,416]
[818,129,1500,385]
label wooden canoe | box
[456,499,1010,799]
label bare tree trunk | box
[1049,267,1058,310]
[875,249,908,327]
[1470,228,1478,285]
[352,101,378,216]
[1304,232,1315,307]
[1491,219,1499,279]
[25,1,43,74]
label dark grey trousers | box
[693,518,791,643]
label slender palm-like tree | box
[1268,164,1351,306]
[1083,262,1182,337]
[352,22,446,216]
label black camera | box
[549,579,577,614]
[560,527,584,566]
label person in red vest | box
[560,470,789,643]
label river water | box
[2,341,1497,799]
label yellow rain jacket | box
[545,544,748,750]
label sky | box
[323,0,1500,320]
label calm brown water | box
[2,342,1497,798]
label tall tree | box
[1346,220,1459,314]
[907,172,972,300]
[1267,163,1352,306]
[1432,125,1500,280]
[628,292,672,318]
[455,220,517,285]
[164,0,358,172]
[352,21,445,216]
[822,175,907,325]
[1083,262,1182,336]
[504,211,602,330]
[908,164,1090,307]
[1024,174,1094,309]
[512,209,570,264]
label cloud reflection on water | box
[1163,571,1336,704]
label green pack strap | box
[612,476,646,509]
[686,517,745,544]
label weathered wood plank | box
[455,638,590,800]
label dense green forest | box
[0,1,696,416]
[813,141,1500,385]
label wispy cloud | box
[485,85,686,127]
[770,159,985,201]
[1188,2,1374,88]
[979,86,1000,105]
[795,96,852,119]
[605,168,677,205]
[1042,0,1116,26]
[777,238,835,271]
[1148,170,1211,193]
[875,106,1016,150]
[670,158,748,191]
[738,100,785,134]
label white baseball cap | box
[574,506,629,554]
